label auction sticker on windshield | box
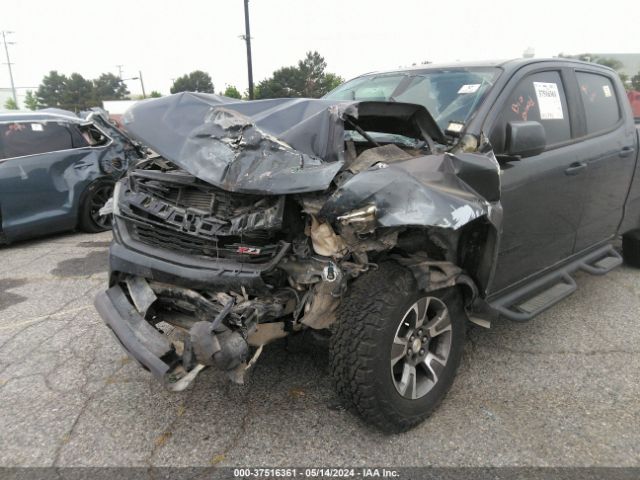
[458,84,481,94]
[533,82,564,119]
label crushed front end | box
[95,93,501,390]
[96,157,366,388]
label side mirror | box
[505,121,546,158]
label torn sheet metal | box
[121,93,445,195]
[320,150,501,231]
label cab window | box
[576,71,621,134]
[491,71,572,153]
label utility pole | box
[1,31,17,106]
[138,70,146,99]
[243,0,254,99]
[116,64,124,79]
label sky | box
[1,0,638,103]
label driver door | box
[487,68,588,294]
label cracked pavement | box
[1,231,639,467]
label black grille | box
[133,176,261,218]
[130,221,277,263]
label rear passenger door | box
[571,69,637,252]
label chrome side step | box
[489,244,622,322]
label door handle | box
[565,162,587,176]
[619,146,635,158]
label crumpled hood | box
[122,92,443,194]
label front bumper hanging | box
[95,285,175,380]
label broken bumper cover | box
[94,285,174,380]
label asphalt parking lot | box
[1,230,639,468]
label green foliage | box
[36,70,132,111]
[36,70,68,109]
[24,90,39,110]
[149,90,162,98]
[255,51,344,99]
[61,73,94,111]
[3,97,18,110]
[255,66,301,99]
[632,73,640,91]
[170,70,214,94]
[92,73,129,103]
[323,72,344,94]
[222,85,242,99]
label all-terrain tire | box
[329,261,466,433]
[622,229,640,268]
[78,180,114,233]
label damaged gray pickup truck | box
[95,58,640,432]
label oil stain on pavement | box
[0,278,28,311]
[51,250,109,277]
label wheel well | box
[388,218,496,298]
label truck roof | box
[358,57,617,77]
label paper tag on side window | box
[603,85,612,97]
[31,123,44,131]
[533,82,564,120]
[458,84,480,94]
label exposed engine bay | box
[97,93,502,389]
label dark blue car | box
[0,109,142,244]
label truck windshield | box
[325,67,501,132]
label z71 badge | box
[236,246,262,255]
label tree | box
[61,73,94,111]
[222,85,242,99]
[36,71,129,111]
[255,66,302,99]
[255,51,344,99]
[149,90,162,98]
[322,72,344,94]
[170,70,214,94]
[92,73,129,104]
[36,70,68,109]
[632,72,640,91]
[3,97,18,110]
[24,90,39,110]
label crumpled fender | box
[319,150,502,231]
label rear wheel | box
[330,262,466,433]
[78,181,114,233]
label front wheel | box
[330,262,466,433]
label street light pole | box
[1,31,18,106]
[138,70,146,99]
[243,0,254,99]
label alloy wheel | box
[390,296,453,400]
